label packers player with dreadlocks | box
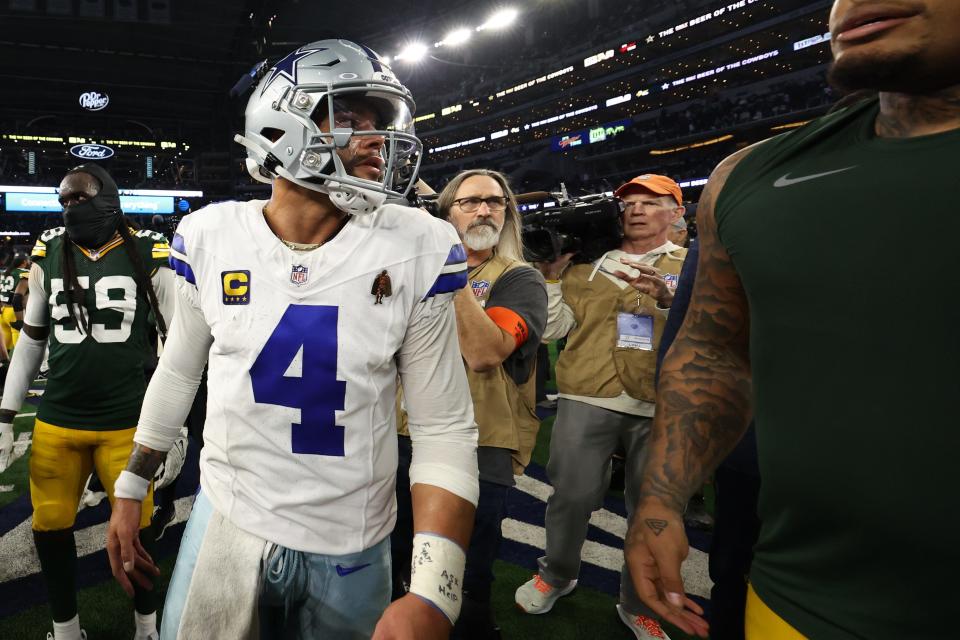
[0,164,175,640]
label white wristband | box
[114,470,150,501]
[409,532,467,624]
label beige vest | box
[555,249,687,403]
[397,254,541,474]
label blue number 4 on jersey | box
[250,305,347,456]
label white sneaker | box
[77,475,106,512]
[80,489,107,509]
[616,604,671,639]
[133,609,159,639]
[514,574,577,614]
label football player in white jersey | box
[105,39,479,640]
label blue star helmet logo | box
[260,45,329,95]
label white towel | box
[177,507,268,639]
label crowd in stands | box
[579,74,835,157]
[417,71,835,200]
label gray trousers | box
[538,398,653,616]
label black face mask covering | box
[62,164,123,249]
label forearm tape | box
[0,331,45,413]
[409,532,467,624]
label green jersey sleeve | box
[134,229,172,273]
[32,226,67,264]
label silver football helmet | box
[235,39,422,215]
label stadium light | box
[396,42,429,62]
[442,28,473,47]
[381,55,392,65]
[478,8,518,31]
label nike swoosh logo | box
[773,166,857,187]
[335,562,372,577]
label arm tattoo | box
[125,443,167,481]
[639,147,755,513]
[645,519,668,536]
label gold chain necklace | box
[263,205,324,251]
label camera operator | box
[394,169,547,639]
[515,174,687,640]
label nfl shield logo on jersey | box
[290,264,309,286]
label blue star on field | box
[260,45,328,95]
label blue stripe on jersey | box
[423,269,467,300]
[445,243,467,266]
[171,233,187,255]
[169,255,196,285]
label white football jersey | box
[168,199,472,555]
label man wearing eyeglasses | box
[394,169,547,639]
[515,174,686,640]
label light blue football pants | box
[160,491,392,639]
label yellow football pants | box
[745,584,808,639]
[30,419,153,531]
[0,305,17,351]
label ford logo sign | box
[70,144,115,160]
[79,91,109,111]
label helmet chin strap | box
[328,184,387,216]
[236,133,387,216]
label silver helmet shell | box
[236,39,422,215]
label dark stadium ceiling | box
[0,0,717,138]
[0,0,545,123]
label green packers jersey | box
[715,99,960,639]
[0,267,27,305]
[32,227,170,430]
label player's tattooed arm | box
[638,146,755,514]
[125,444,166,481]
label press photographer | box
[514,173,687,639]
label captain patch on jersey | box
[222,270,251,305]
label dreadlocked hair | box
[61,228,91,336]
[117,224,167,342]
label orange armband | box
[486,306,528,349]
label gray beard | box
[463,224,500,251]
